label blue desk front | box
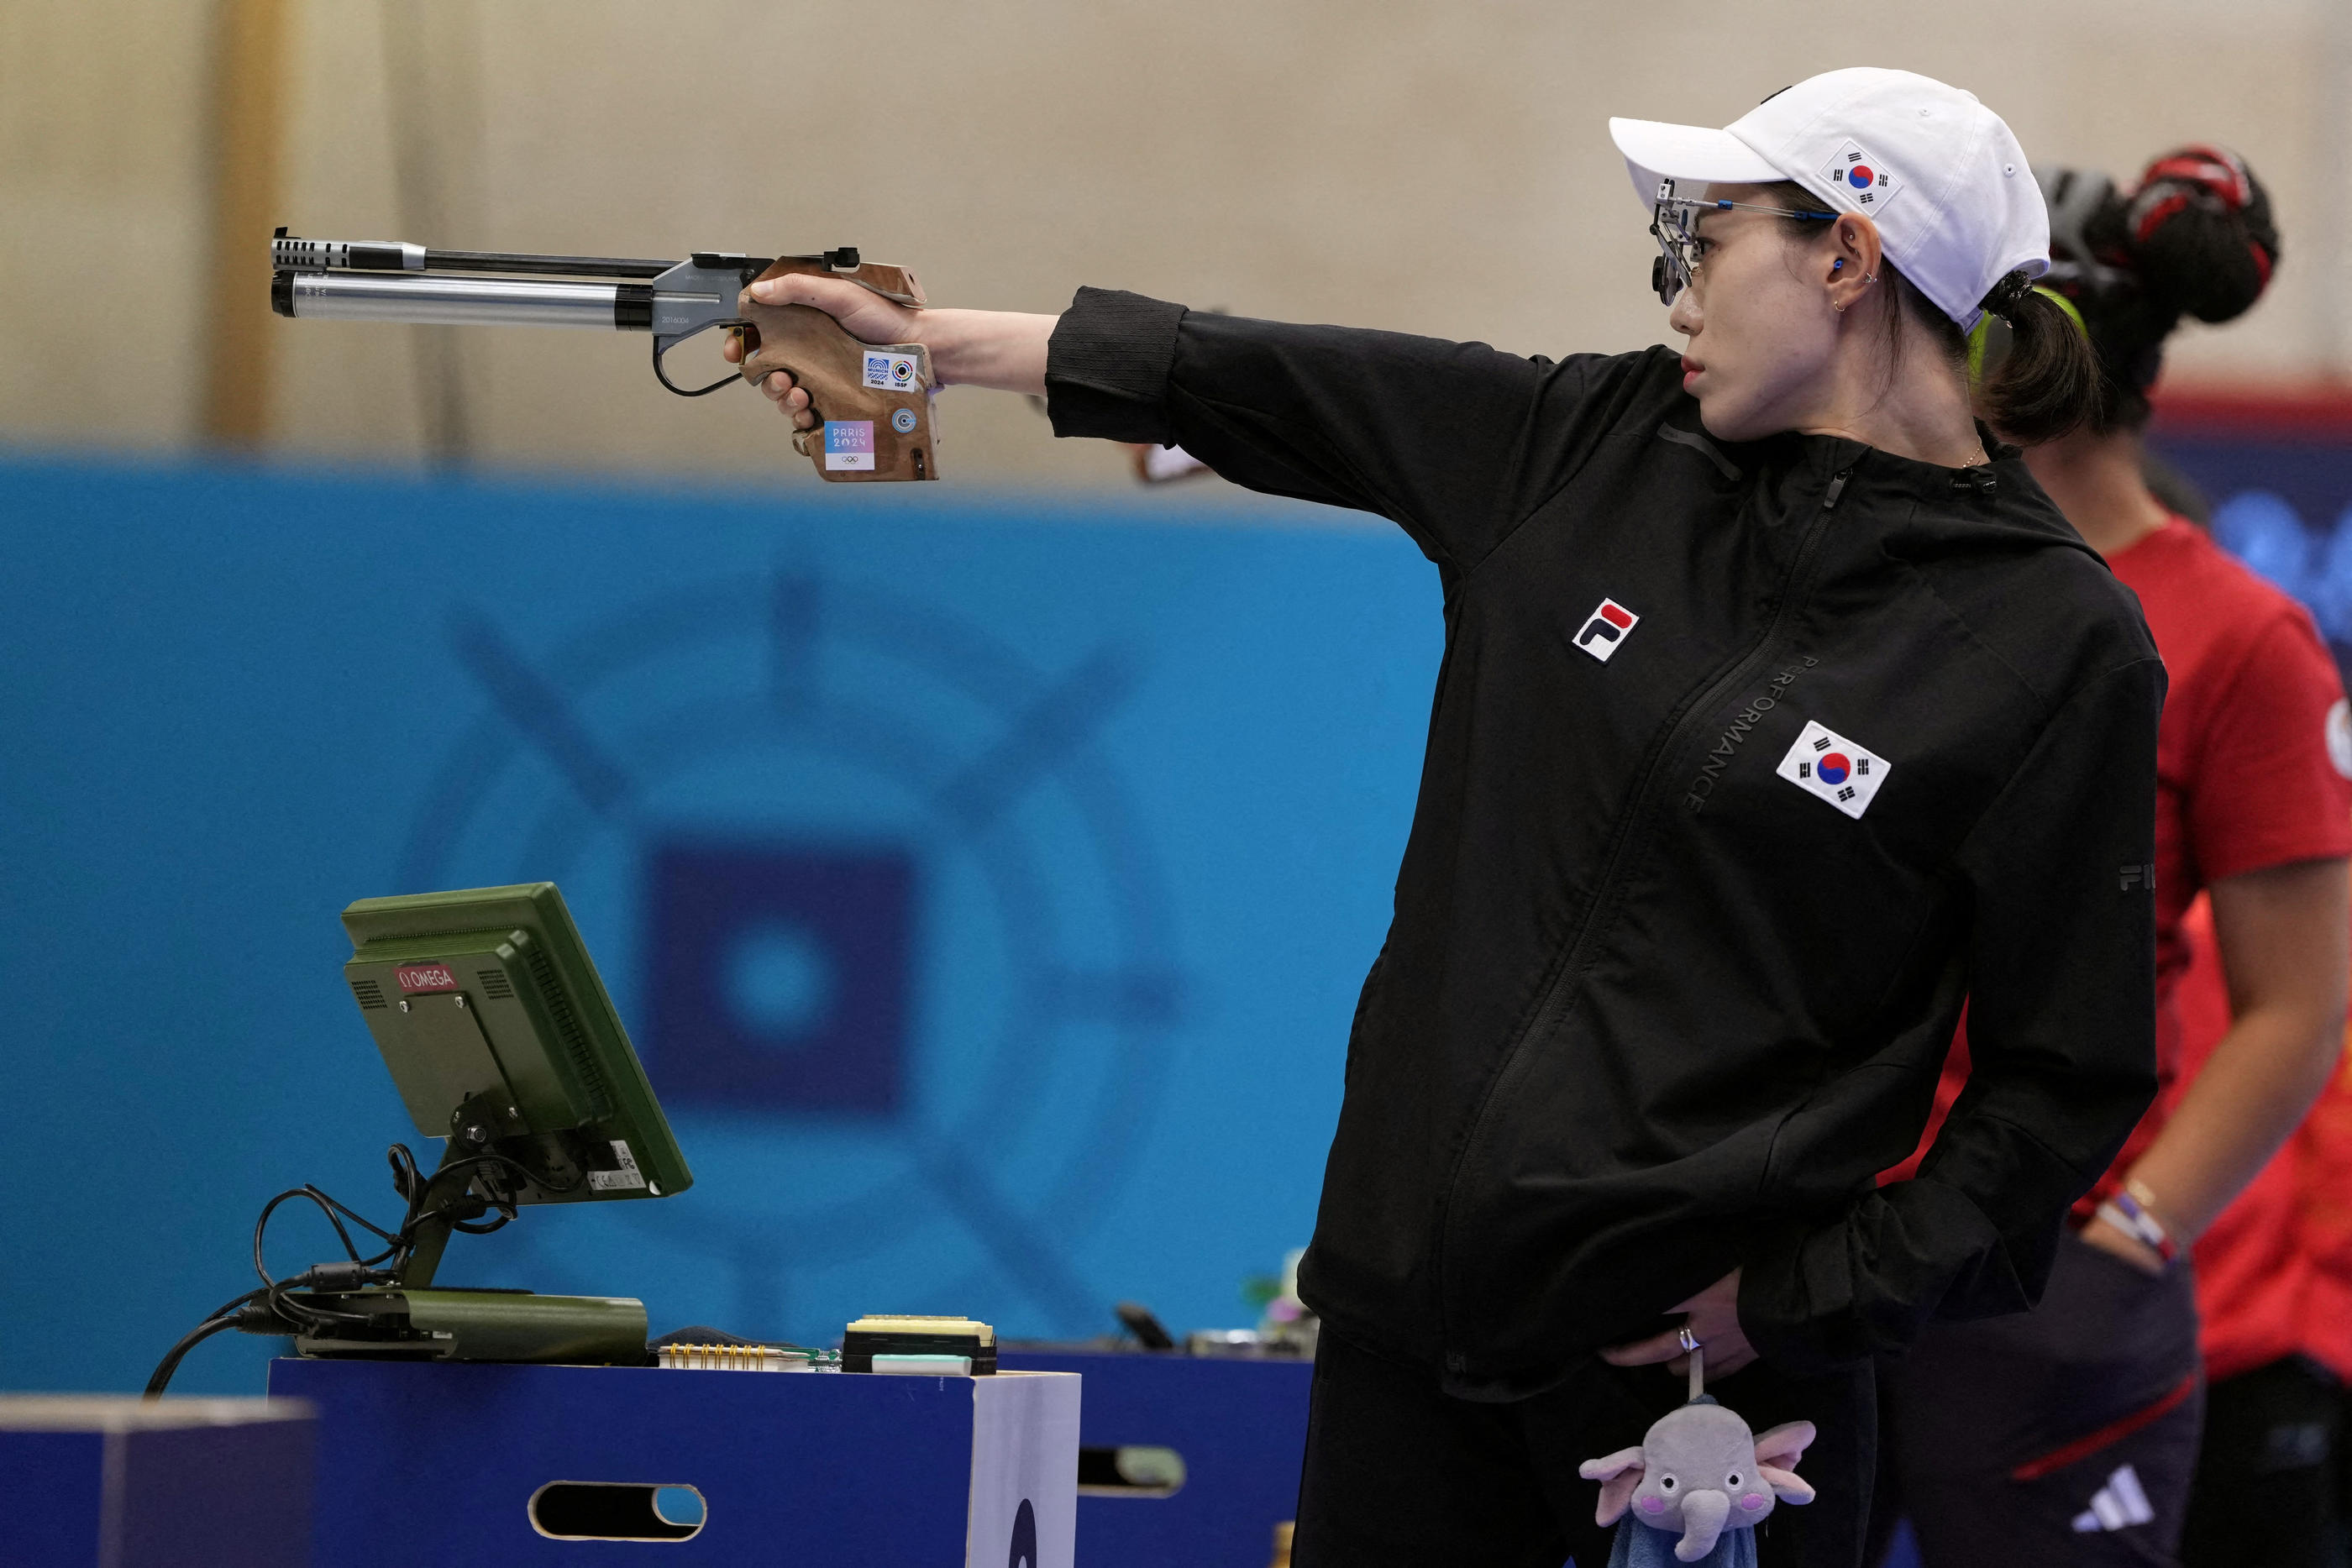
[0,1397,312,1568]
[997,1350,1310,1568]
[270,1358,1078,1567]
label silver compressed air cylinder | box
[273,270,636,329]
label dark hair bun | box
[2037,145,2281,427]
[2122,145,2278,324]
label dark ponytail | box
[1974,270,2103,444]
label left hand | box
[1600,1268,1757,1379]
[2078,1209,2167,1277]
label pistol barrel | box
[273,270,648,330]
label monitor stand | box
[286,1151,649,1366]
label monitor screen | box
[341,882,690,1207]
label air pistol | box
[270,230,937,480]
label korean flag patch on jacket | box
[1777,719,1891,819]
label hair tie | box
[1981,270,2035,319]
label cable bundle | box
[144,1141,584,1396]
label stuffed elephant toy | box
[1579,1399,1816,1567]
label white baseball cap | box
[1609,67,2049,329]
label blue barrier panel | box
[0,1397,314,1568]
[998,1348,1312,1568]
[0,456,1437,1396]
[270,1358,1077,1567]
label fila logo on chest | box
[1776,720,1892,819]
[1575,598,1640,662]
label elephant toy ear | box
[1578,1446,1647,1525]
[1753,1420,1819,1504]
[1754,1420,1816,1468]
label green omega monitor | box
[144,883,693,1387]
[292,883,690,1365]
[341,882,690,1212]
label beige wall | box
[5,0,2349,490]
[0,3,215,449]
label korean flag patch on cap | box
[1819,140,1904,210]
[1777,719,1891,819]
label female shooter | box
[737,68,2156,1568]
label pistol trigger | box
[792,427,815,459]
[650,327,741,397]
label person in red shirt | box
[1869,148,2352,1566]
[2167,894,2352,1560]
[2290,990,2352,1521]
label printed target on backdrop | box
[396,567,1182,1340]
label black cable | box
[301,1181,404,1256]
[144,1314,243,1397]
[250,1185,407,1282]
[252,1190,356,1280]
[154,1137,586,1391]
[260,1282,366,1329]
[246,1146,454,1291]
[199,1284,272,1324]
[387,1144,425,1215]
[302,1188,367,1261]
[249,1200,382,1328]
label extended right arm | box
[727,272,1055,398]
[733,277,1649,572]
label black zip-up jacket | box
[1046,288,2165,1399]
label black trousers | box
[2178,1355,2340,1568]
[1872,1230,2205,1566]
[1291,1328,1877,1568]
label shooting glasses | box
[1646,178,1838,306]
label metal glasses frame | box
[1646,177,1837,306]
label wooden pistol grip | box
[738,256,936,482]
